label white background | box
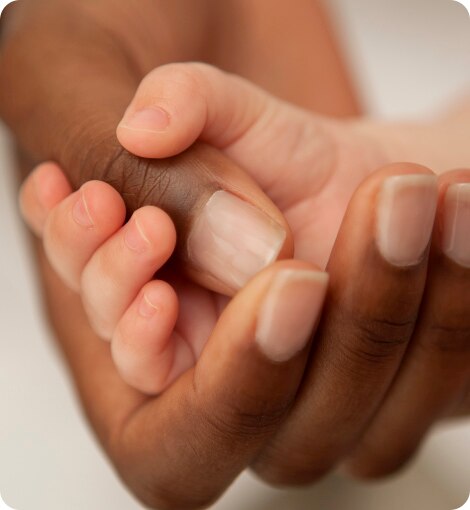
[1,0,470,508]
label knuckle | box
[253,448,332,488]
[65,132,170,213]
[426,321,470,354]
[345,452,414,481]
[72,134,203,232]
[193,379,294,443]
[133,483,215,510]
[158,62,218,87]
[199,394,291,442]
[344,437,419,481]
[344,314,415,367]
[88,140,174,213]
[81,275,114,340]
[150,62,221,106]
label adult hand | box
[0,0,292,296]
[114,63,470,483]
[32,156,470,509]
[34,235,328,510]
[16,52,387,392]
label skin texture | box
[26,160,470,509]
[21,63,470,491]
[18,64,388,395]
[0,0,364,506]
[3,1,470,509]
[0,0,357,292]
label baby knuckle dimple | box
[157,62,219,93]
[82,303,113,340]
[80,278,114,340]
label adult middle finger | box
[252,163,438,485]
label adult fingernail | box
[187,191,287,291]
[377,174,438,266]
[119,107,170,132]
[256,269,328,362]
[124,216,150,253]
[72,190,94,228]
[442,183,470,267]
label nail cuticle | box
[255,269,329,362]
[187,190,287,291]
[442,182,470,268]
[124,218,150,253]
[376,174,438,267]
[72,191,94,228]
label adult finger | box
[117,62,339,210]
[251,163,438,485]
[343,169,470,478]
[37,237,329,509]
[0,2,291,296]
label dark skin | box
[2,1,470,509]
[0,0,358,292]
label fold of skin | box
[1,1,366,507]
[0,0,359,293]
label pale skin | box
[3,1,470,508]
[22,60,470,474]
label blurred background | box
[1,0,470,508]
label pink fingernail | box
[376,175,438,266]
[187,191,287,291]
[124,217,150,253]
[256,269,329,362]
[442,183,470,267]
[120,107,170,132]
[72,191,94,228]
[139,293,159,318]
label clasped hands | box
[19,64,470,509]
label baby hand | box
[20,165,221,394]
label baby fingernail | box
[256,269,329,362]
[120,107,170,132]
[72,191,94,228]
[139,293,159,318]
[124,217,150,253]
[187,190,287,292]
[442,183,470,267]
[377,174,438,266]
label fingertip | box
[116,65,208,159]
[34,162,73,207]
[80,180,127,231]
[131,206,177,255]
[112,280,181,395]
[19,162,72,236]
[116,115,203,160]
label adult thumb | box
[0,2,292,295]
